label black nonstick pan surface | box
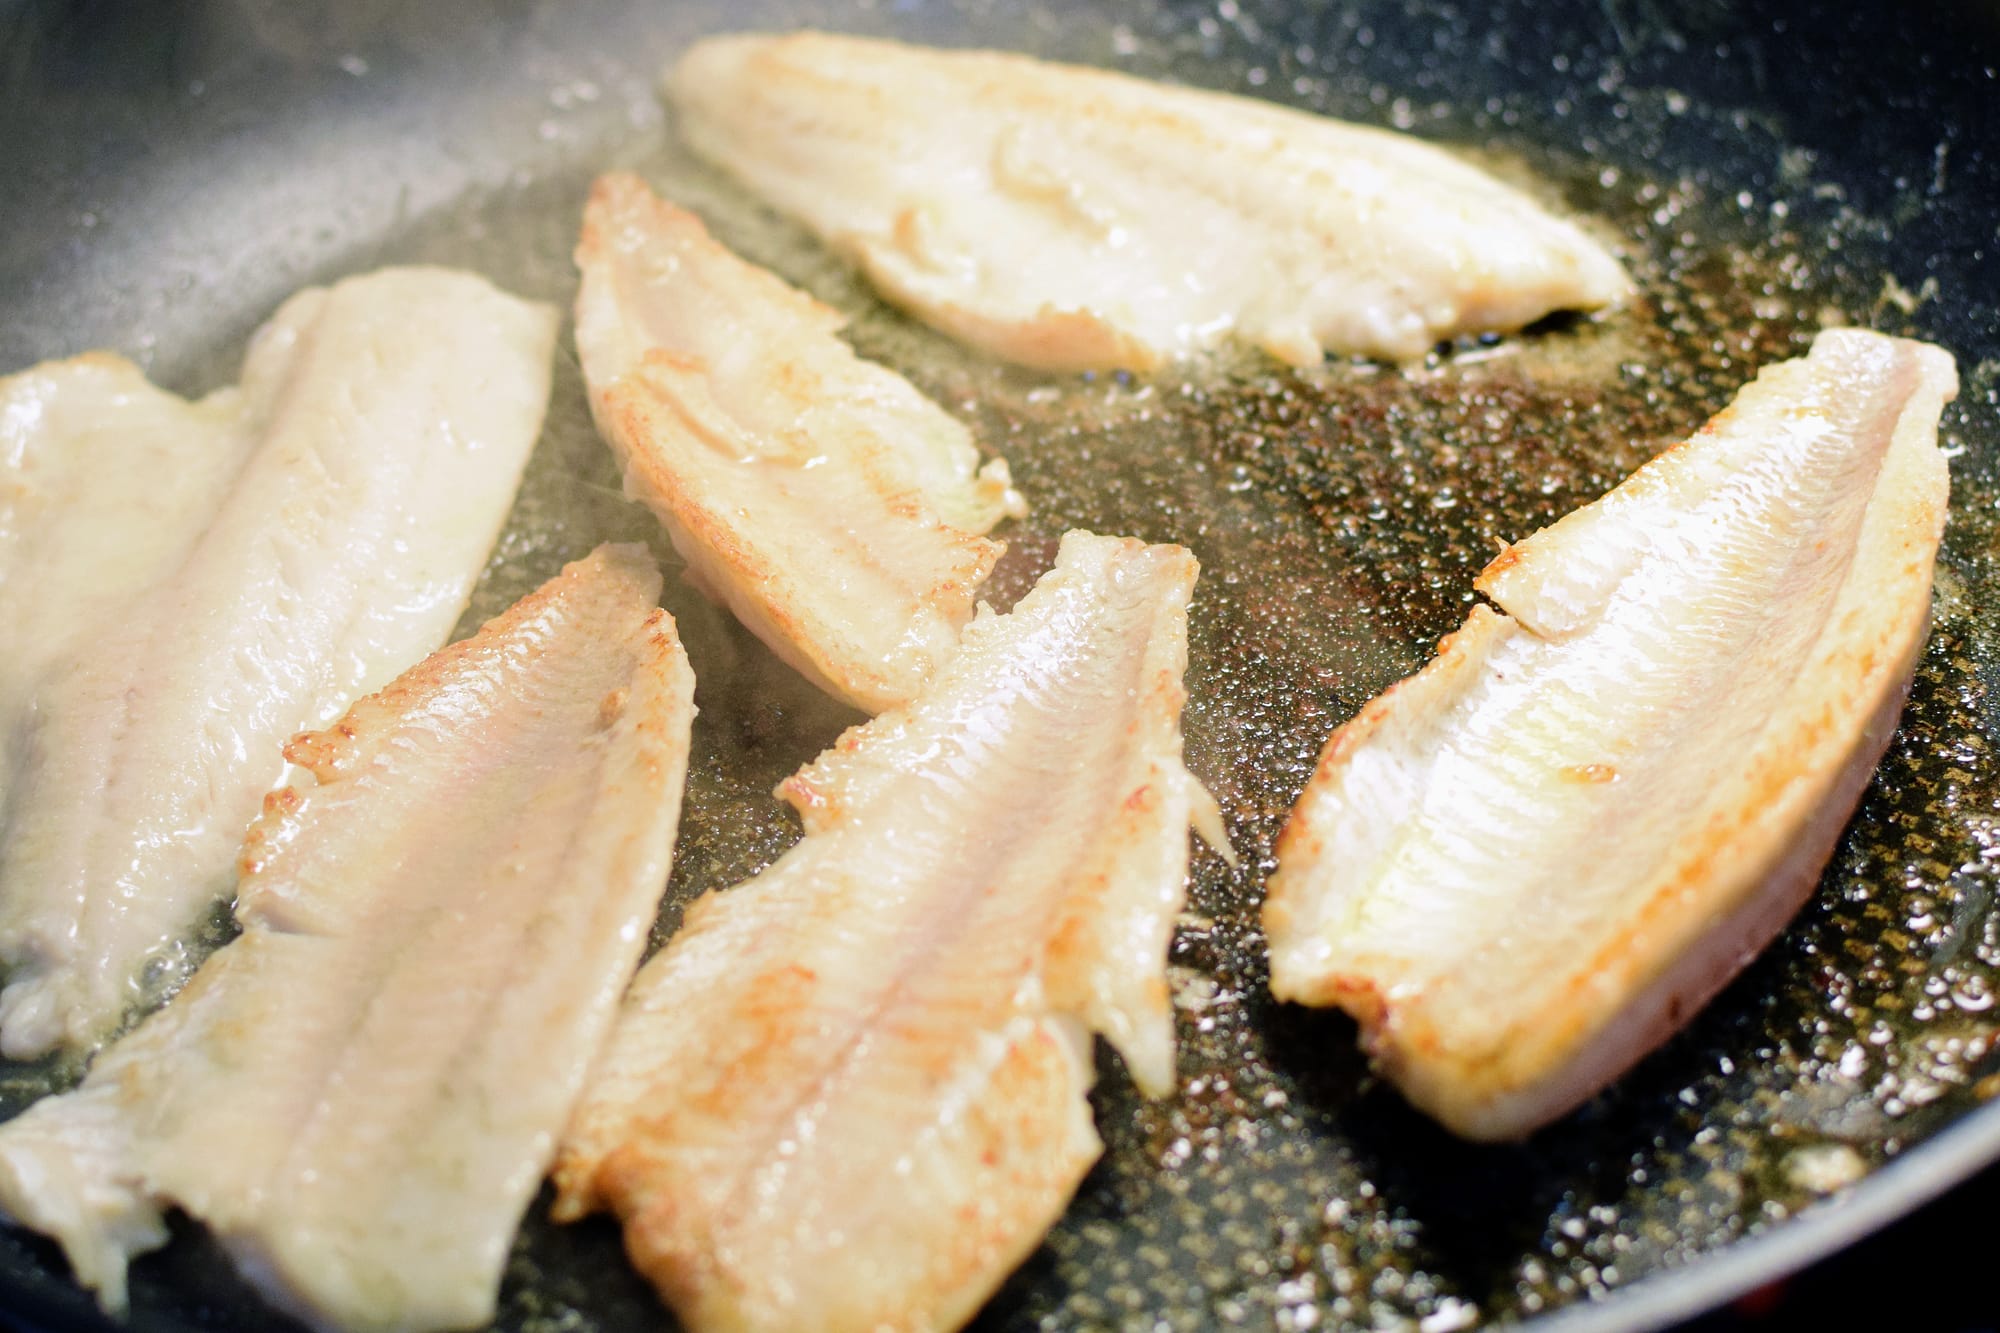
[2,1,1998,1329]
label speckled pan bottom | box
[2,1,1996,1330]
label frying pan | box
[2,0,1998,1329]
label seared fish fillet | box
[0,544,695,1332]
[1263,329,1956,1140]
[0,268,557,1058]
[575,172,1020,713]
[554,530,1228,1333]
[0,353,261,818]
[666,32,1632,371]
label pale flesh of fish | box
[0,268,558,1058]
[665,32,1633,372]
[0,353,262,821]
[0,544,696,1332]
[1262,329,1956,1140]
[553,530,1229,1333]
[574,172,1022,715]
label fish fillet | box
[0,268,558,1058]
[665,32,1633,371]
[575,172,1020,713]
[0,353,262,819]
[0,544,695,1332]
[553,530,1228,1333]
[1263,328,1956,1140]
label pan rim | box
[2,4,1996,1330]
[1525,1096,2000,1331]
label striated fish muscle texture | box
[0,268,558,1057]
[0,544,695,1332]
[666,31,1631,372]
[553,530,1228,1333]
[1263,329,1956,1140]
[0,352,260,820]
[574,172,1021,714]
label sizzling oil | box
[493,67,2000,1333]
[4,1,1997,1330]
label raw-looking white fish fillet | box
[0,353,262,819]
[575,172,1022,714]
[665,32,1633,372]
[1263,328,1956,1140]
[0,544,696,1332]
[0,268,558,1058]
[553,530,1230,1333]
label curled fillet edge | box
[1263,327,1957,1140]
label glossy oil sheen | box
[0,1,1996,1331]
